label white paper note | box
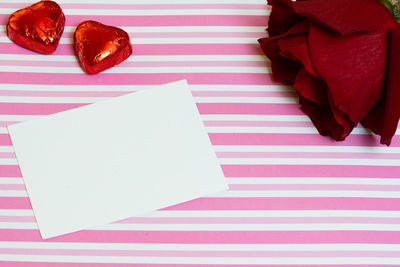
[8,80,228,239]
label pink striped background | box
[1,0,400,266]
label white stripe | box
[84,223,400,231]
[210,190,400,198]
[227,177,400,185]
[0,65,270,74]
[214,145,400,153]
[0,115,42,121]
[2,190,400,198]
[0,178,22,184]
[0,8,269,15]
[0,210,32,216]
[218,157,400,166]
[3,222,400,231]
[1,26,267,34]
[0,146,14,152]
[0,255,399,265]
[0,96,291,104]
[0,128,8,133]
[0,158,18,165]
[2,152,400,165]
[0,190,26,197]
[1,37,260,44]
[64,26,267,32]
[0,242,399,251]
[1,143,398,155]
[3,209,400,218]
[0,54,268,62]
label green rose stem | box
[380,0,400,22]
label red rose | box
[259,0,400,145]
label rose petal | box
[307,19,399,124]
[259,37,301,84]
[267,0,304,37]
[299,94,353,141]
[294,68,328,105]
[289,0,391,35]
[258,21,311,84]
[362,28,400,146]
[276,29,317,77]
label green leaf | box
[380,0,394,12]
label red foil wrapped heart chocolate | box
[7,0,65,54]
[74,20,132,74]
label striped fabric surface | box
[1,0,400,266]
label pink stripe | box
[0,90,130,97]
[0,104,88,116]
[192,91,293,97]
[217,151,400,159]
[6,183,400,192]
[61,31,266,38]
[0,60,269,68]
[0,152,15,158]
[1,132,396,147]
[0,3,268,10]
[229,184,400,191]
[0,264,395,267]
[0,73,274,85]
[0,15,267,27]
[0,264,394,267]
[1,161,400,179]
[0,184,25,190]
[222,165,400,178]
[0,121,18,127]
[204,121,313,127]
[4,215,400,225]
[133,32,266,38]
[1,247,400,258]
[0,43,263,56]
[0,90,281,98]
[0,134,12,145]
[0,166,21,177]
[200,103,301,115]
[0,90,287,98]
[0,31,266,38]
[165,197,400,211]
[1,229,400,243]
[2,197,400,211]
[0,103,292,116]
[209,133,400,146]
[0,197,31,209]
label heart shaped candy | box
[74,21,132,74]
[7,0,65,54]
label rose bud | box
[258,0,400,145]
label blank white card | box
[8,80,228,239]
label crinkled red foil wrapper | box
[6,0,65,54]
[74,20,133,74]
